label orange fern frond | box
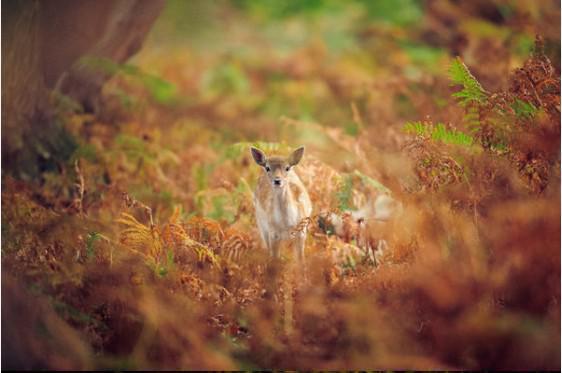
[116,212,163,262]
[184,216,224,250]
[221,228,253,263]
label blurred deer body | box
[251,146,312,261]
[327,194,402,265]
[351,194,402,223]
[356,219,391,265]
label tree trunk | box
[1,0,71,179]
[1,0,165,179]
[40,0,166,112]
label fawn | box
[250,146,312,261]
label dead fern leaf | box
[116,212,163,262]
[160,212,221,268]
[72,160,85,216]
[221,228,253,263]
[184,216,224,251]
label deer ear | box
[250,147,266,166]
[288,146,305,166]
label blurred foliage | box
[81,57,178,105]
[234,0,423,26]
[511,97,538,119]
[2,0,560,370]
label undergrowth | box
[2,4,560,370]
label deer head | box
[250,146,305,188]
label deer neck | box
[271,183,299,227]
[272,183,294,207]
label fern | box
[336,174,355,211]
[116,212,162,263]
[403,121,426,136]
[431,123,474,146]
[162,213,221,268]
[85,231,110,260]
[448,57,487,106]
[511,98,538,119]
[117,208,221,271]
[448,58,486,132]
[463,109,482,134]
[403,121,474,147]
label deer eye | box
[285,166,290,171]
[265,166,271,172]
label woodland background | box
[2,0,561,370]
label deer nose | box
[273,178,282,186]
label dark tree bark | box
[40,0,166,112]
[1,0,62,179]
[2,0,165,179]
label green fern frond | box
[431,123,474,146]
[511,98,538,119]
[449,57,487,106]
[336,174,355,211]
[403,121,473,147]
[463,109,482,133]
[403,121,427,136]
[85,232,100,259]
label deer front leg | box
[293,230,309,283]
[257,218,270,254]
[295,230,305,263]
[269,232,281,259]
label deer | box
[325,193,403,266]
[250,146,312,262]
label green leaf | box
[86,232,101,259]
[403,121,428,136]
[201,63,250,97]
[78,56,177,105]
[360,0,423,26]
[403,121,474,147]
[511,98,538,119]
[336,174,354,211]
[141,75,178,104]
[448,57,487,106]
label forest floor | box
[2,1,561,370]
